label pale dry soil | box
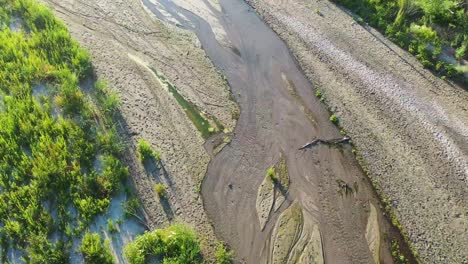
[247,0,468,263]
[40,0,238,260]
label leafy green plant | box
[123,224,202,264]
[266,167,277,182]
[107,219,119,234]
[315,90,322,98]
[137,139,160,162]
[123,197,141,218]
[329,114,338,124]
[80,232,114,264]
[391,240,410,264]
[215,242,233,264]
[154,183,166,198]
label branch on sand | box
[299,136,350,150]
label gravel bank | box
[246,0,468,263]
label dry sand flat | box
[40,0,238,259]
[246,0,468,262]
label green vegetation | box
[330,114,339,124]
[94,80,120,119]
[314,90,322,98]
[266,166,277,182]
[80,232,114,264]
[137,139,160,162]
[123,224,202,264]
[149,67,223,139]
[333,0,468,81]
[0,0,128,261]
[215,242,233,264]
[391,239,410,264]
[123,197,141,219]
[107,218,119,234]
[154,183,166,198]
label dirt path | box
[144,0,411,263]
[246,0,468,263]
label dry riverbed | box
[40,0,467,263]
[246,0,468,263]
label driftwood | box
[299,136,350,150]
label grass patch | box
[124,224,202,264]
[0,0,129,261]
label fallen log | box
[299,136,350,150]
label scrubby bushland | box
[333,0,468,82]
[0,0,128,261]
[123,224,202,264]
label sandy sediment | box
[40,0,238,259]
[246,0,468,262]
[366,203,381,264]
[256,155,290,230]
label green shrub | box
[329,114,338,124]
[455,45,466,60]
[315,90,322,98]
[80,232,114,264]
[409,24,437,43]
[123,197,141,218]
[215,242,233,264]
[123,224,202,264]
[137,139,158,162]
[107,218,119,234]
[154,183,166,198]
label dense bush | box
[80,232,114,264]
[124,224,202,264]
[332,0,468,82]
